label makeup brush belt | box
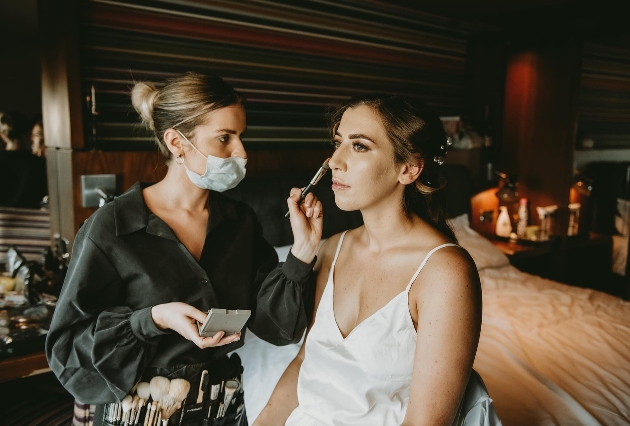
[96,353,246,426]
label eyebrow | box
[334,131,377,145]
[216,126,247,135]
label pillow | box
[447,213,510,270]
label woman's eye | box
[352,142,367,152]
[218,135,230,143]
[331,140,341,149]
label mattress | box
[475,265,630,425]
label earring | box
[175,154,184,165]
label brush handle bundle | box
[102,376,189,426]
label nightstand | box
[563,233,613,291]
[490,238,557,279]
[490,233,616,294]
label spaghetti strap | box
[405,243,461,292]
[330,231,348,269]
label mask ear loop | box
[175,129,207,158]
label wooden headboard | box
[224,164,474,247]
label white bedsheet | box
[476,265,630,425]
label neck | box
[152,162,210,211]
[358,192,422,252]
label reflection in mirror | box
[0,0,52,275]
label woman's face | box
[182,104,246,175]
[31,123,45,156]
[329,104,405,212]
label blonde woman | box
[46,72,322,426]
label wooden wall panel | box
[78,0,477,151]
[577,37,630,149]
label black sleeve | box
[246,214,316,346]
[45,223,169,404]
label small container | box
[568,203,581,236]
[495,206,512,238]
[516,198,528,239]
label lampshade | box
[495,172,519,203]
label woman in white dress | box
[254,94,500,426]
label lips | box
[332,178,350,190]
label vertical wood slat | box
[501,36,583,280]
[577,38,630,149]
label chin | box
[333,193,362,212]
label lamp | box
[495,171,520,203]
[571,169,593,197]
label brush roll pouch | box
[95,353,246,426]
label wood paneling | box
[78,0,478,151]
[577,37,630,149]
[501,37,583,280]
[39,0,84,150]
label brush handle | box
[196,370,208,403]
[284,183,315,218]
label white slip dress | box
[285,231,501,426]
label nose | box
[231,137,247,159]
[328,143,346,172]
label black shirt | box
[45,182,314,404]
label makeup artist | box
[45,71,322,426]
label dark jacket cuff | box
[282,250,316,284]
[130,307,170,342]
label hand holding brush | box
[284,158,330,218]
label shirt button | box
[201,279,209,285]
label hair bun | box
[131,82,159,129]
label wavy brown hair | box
[329,94,455,241]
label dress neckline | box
[328,230,459,340]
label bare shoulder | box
[411,244,481,306]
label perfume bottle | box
[495,206,512,238]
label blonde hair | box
[131,72,245,159]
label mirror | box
[0,0,51,267]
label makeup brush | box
[136,382,151,426]
[121,395,133,425]
[160,378,191,425]
[284,158,330,218]
[149,376,170,426]
[218,380,239,417]
[128,395,139,426]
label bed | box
[229,165,630,426]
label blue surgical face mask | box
[176,130,247,192]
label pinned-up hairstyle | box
[131,72,245,159]
[329,94,455,241]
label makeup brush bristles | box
[148,376,170,426]
[121,395,133,425]
[137,381,151,401]
[160,378,190,425]
[322,158,330,169]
